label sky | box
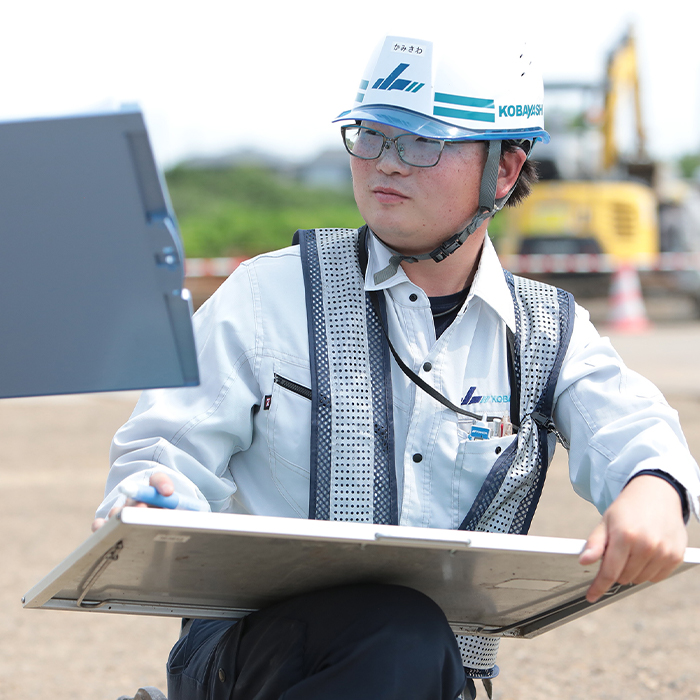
[1,0,697,169]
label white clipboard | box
[22,508,700,639]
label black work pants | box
[166,583,467,700]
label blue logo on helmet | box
[371,63,425,93]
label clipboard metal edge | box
[33,597,255,620]
[453,559,697,639]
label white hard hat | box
[334,34,549,144]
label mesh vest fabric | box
[300,227,397,524]
[299,227,574,675]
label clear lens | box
[343,126,385,159]
[396,134,444,166]
[342,125,445,167]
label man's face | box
[350,122,486,256]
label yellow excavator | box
[499,29,657,259]
[498,29,700,311]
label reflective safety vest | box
[298,227,574,677]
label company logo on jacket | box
[461,386,510,406]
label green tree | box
[165,165,363,257]
[678,153,700,180]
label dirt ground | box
[1,314,699,700]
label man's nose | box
[376,139,410,172]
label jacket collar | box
[364,228,516,332]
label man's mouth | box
[373,187,409,203]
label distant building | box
[178,148,296,175]
[175,146,353,191]
[297,149,352,190]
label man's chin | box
[369,228,430,257]
[370,225,488,263]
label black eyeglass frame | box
[340,124,448,168]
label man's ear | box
[495,148,527,200]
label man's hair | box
[501,140,538,207]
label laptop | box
[0,108,198,397]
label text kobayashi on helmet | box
[333,34,549,144]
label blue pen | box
[118,483,208,512]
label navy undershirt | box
[429,287,470,339]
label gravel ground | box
[1,319,699,700]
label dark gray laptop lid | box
[0,108,199,397]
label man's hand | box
[91,473,175,532]
[580,475,687,603]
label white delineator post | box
[607,263,651,333]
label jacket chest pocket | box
[454,433,518,528]
[264,371,313,512]
[273,374,312,401]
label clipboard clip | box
[373,533,472,549]
[77,541,123,608]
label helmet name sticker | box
[499,104,543,119]
[391,42,426,55]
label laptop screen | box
[0,108,199,397]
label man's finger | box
[585,532,632,603]
[579,521,607,566]
[581,519,634,603]
[92,494,128,532]
[149,472,174,496]
[586,559,624,604]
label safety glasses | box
[341,124,447,167]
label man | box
[94,34,700,700]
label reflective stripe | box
[434,93,495,109]
[433,106,496,123]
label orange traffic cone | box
[607,264,651,333]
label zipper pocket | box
[274,374,312,401]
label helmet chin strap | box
[373,140,513,285]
